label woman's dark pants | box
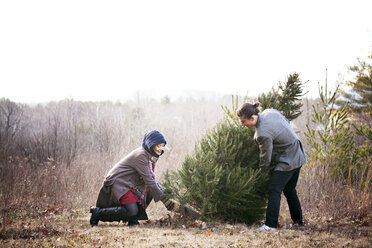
[265,167,303,228]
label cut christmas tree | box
[163,72,306,224]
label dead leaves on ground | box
[142,213,209,230]
[1,205,371,247]
[0,204,80,240]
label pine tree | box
[257,72,306,121]
[354,105,372,141]
[162,73,306,224]
[305,72,371,190]
[305,76,354,180]
[338,52,372,112]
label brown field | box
[1,201,371,248]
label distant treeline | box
[0,96,232,166]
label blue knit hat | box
[142,130,167,158]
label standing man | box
[237,102,307,230]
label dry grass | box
[1,148,371,248]
[1,200,371,248]
[1,152,371,248]
[298,160,372,222]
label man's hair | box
[237,102,260,119]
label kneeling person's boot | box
[90,206,100,227]
[128,216,140,226]
[90,206,130,227]
[99,206,130,223]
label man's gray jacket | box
[254,109,307,171]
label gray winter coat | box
[95,147,164,208]
[254,109,307,171]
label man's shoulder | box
[261,109,288,124]
[258,109,281,126]
[257,109,288,135]
[261,109,282,117]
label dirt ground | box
[1,202,371,248]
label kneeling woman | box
[90,130,175,226]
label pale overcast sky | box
[1,0,371,103]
